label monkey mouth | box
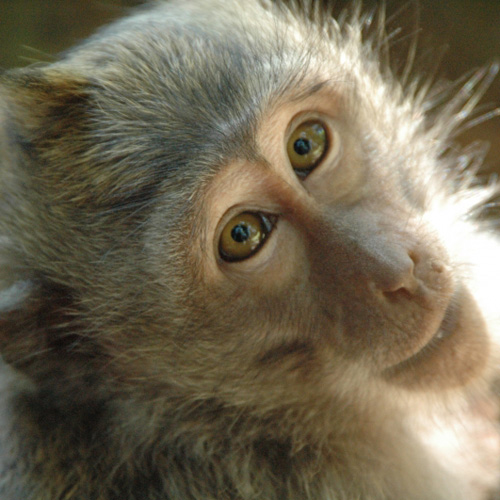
[397,288,462,360]
[389,285,464,363]
[433,289,462,342]
[383,284,490,388]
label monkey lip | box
[394,286,463,362]
[432,291,461,342]
[404,290,460,358]
[383,284,490,388]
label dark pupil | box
[231,224,250,243]
[293,138,311,156]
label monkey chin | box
[382,284,491,391]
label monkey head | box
[0,2,499,496]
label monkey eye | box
[287,120,328,178]
[219,212,274,262]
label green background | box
[1,0,499,173]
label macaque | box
[0,0,499,499]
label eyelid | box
[217,210,278,264]
[288,121,328,173]
[285,113,342,179]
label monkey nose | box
[369,249,420,297]
[372,244,452,304]
[315,207,453,302]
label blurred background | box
[0,0,499,174]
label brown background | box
[1,0,499,174]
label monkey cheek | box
[382,286,490,390]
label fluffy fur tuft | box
[0,1,499,499]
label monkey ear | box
[0,244,83,384]
[0,251,48,376]
[0,69,89,380]
[1,66,91,152]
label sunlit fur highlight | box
[0,1,499,499]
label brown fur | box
[0,1,499,499]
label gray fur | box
[0,1,499,499]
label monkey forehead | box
[58,0,417,171]
[30,0,444,236]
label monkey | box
[0,0,499,498]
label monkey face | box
[176,82,490,399]
[0,0,496,421]
[1,3,499,500]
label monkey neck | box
[3,365,402,500]
[2,361,454,500]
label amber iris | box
[219,212,271,262]
[287,120,327,175]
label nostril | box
[343,222,451,300]
[407,251,446,278]
[430,260,445,274]
[378,250,452,304]
[375,251,419,296]
[382,286,414,302]
[408,250,420,267]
